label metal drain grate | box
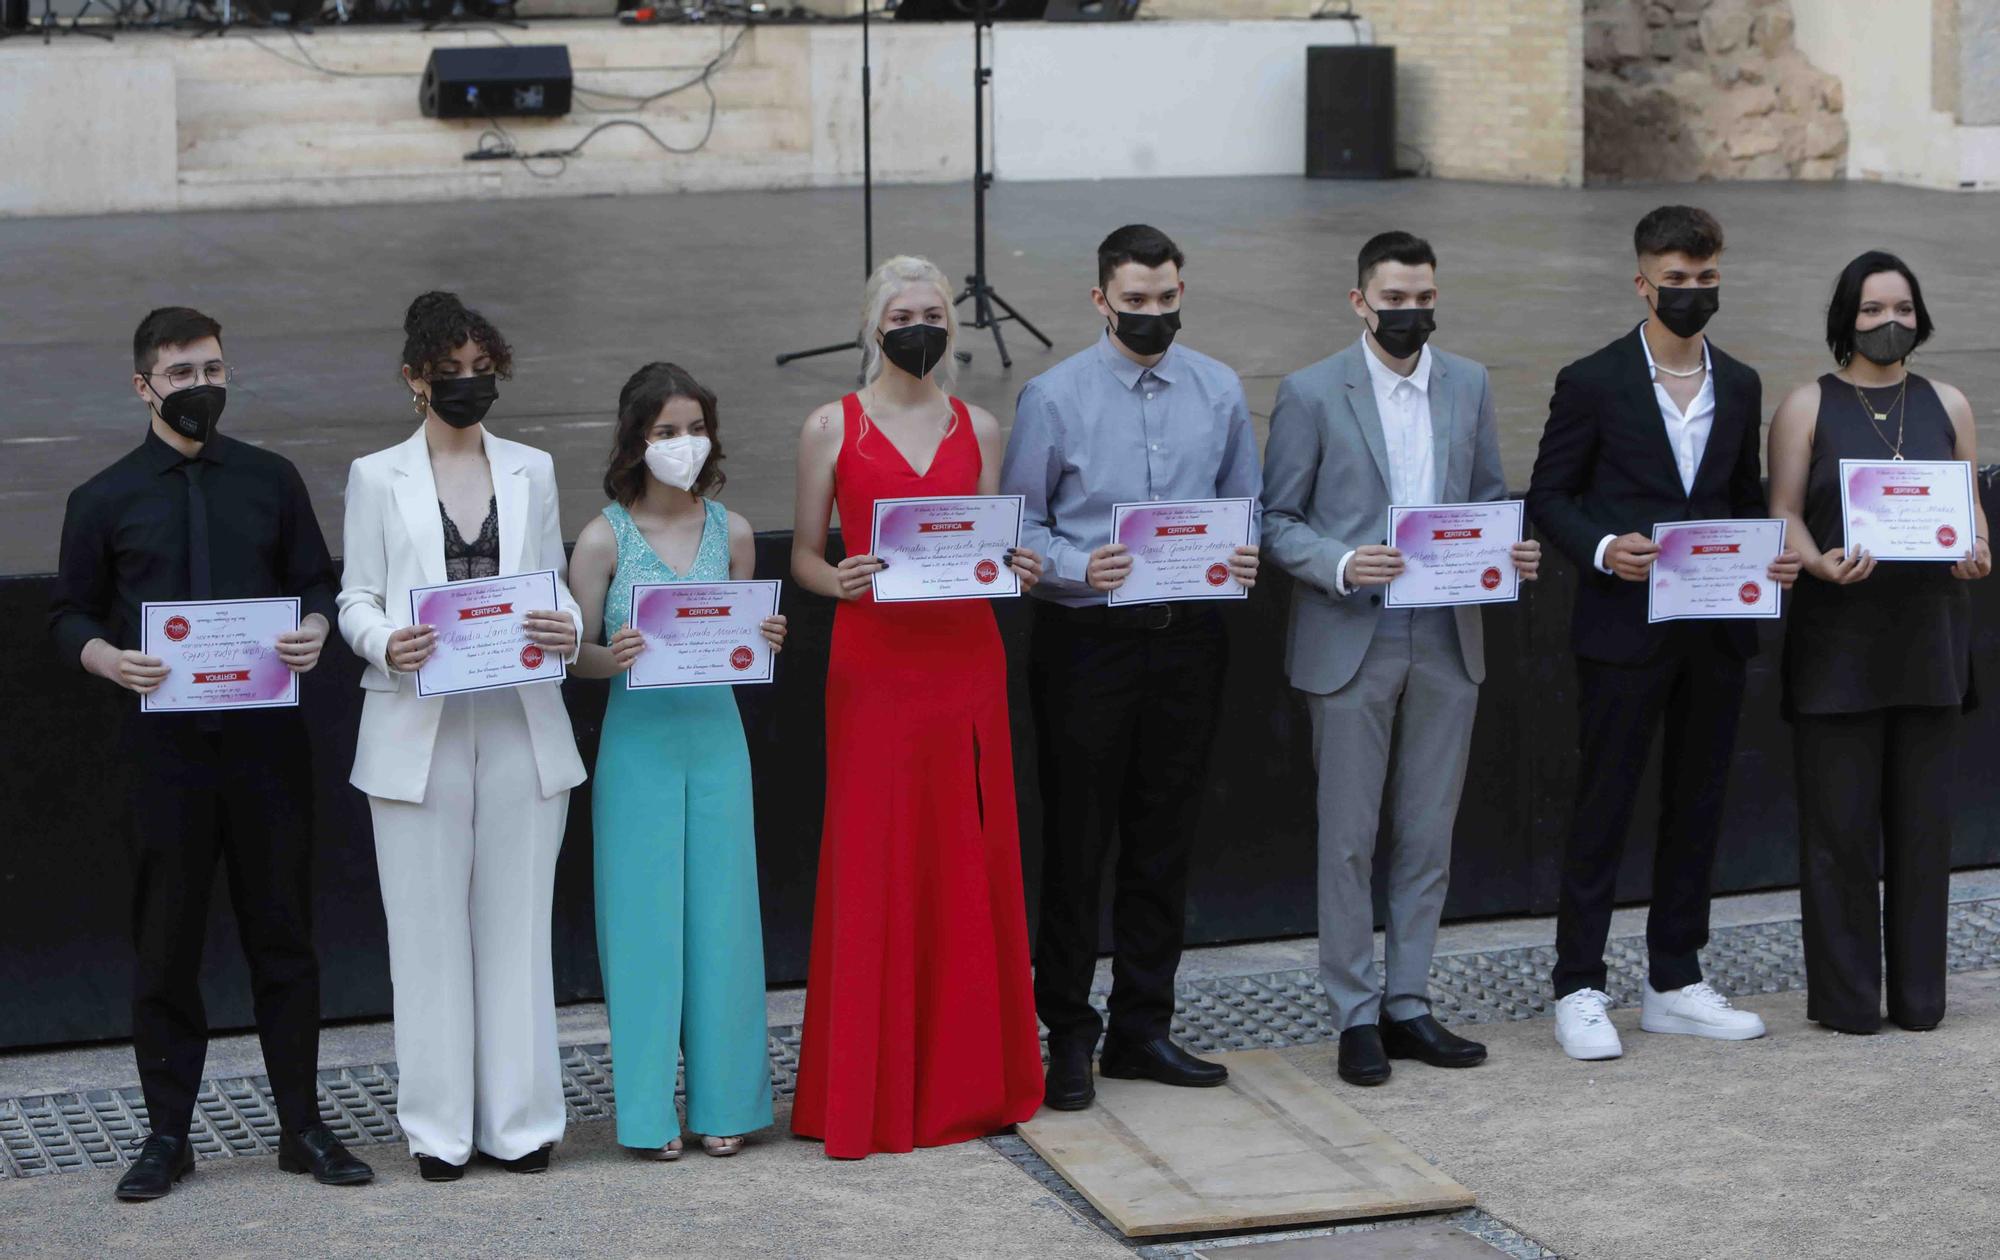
[4,896,1996,1182]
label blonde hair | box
[858,255,959,394]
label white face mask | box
[643,434,712,491]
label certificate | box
[1647,518,1785,623]
[1107,498,1255,607]
[1839,459,1977,562]
[626,581,782,690]
[409,570,568,698]
[140,597,300,713]
[869,495,1023,603]
[1384,501,1523,608]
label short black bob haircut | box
[1097,224,1185,291]
[1633,205,1724,261]
[1357,231,1437,290]
[134,307,223,375]
[1825,249,1933,366]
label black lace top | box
[441,496,500,581]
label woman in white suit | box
[337,292,585,1181]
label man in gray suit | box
[1261,232,1539,1087]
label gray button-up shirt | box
[1000,332,1262,607]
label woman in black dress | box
[1767,251,1991,1034]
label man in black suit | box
[1527,206,1800,1061]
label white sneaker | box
[1639,981,1767,1041]
[1554,988,1623,1060]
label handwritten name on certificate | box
[626,581,782,690]
[1647,518,1785,623]
[409,570,567,698]
[1108,498,1254,607]
[1840,460,1977,562]
[870,495,1024,603]
[1384,502,1523,608]
[141,597,300,713]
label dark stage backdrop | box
[6,486,2000,1050]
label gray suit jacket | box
[1260,340,1508,695]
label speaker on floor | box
[1305,45,1395,180]
[419,44,573,119]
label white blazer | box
[337,426,588,805]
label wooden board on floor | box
[1016,1049,1474,1238]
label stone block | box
[1803,112,1847,160]
[1698,0,1754,54]
[1724,119,1783,158]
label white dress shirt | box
[1336,337,1436,595]
[1592,324,1714,574]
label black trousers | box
[1029,602,1227,1047]
[123,712,322,1139]
[1792,706,1956,1032]
[1553,637,1745,998]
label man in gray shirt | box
[1000,224,1261,1112]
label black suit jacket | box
[1526,325,1767,665]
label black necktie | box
[180,461,212,599]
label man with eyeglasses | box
[50,307,373,1200]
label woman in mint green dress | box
[569,362,785,1159]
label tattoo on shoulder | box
[817,414,831,430]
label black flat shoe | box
[1098,1036,1228,1088]
[116,1134,194,1202]
[416,1154,466,1182]
[1043,1041,1096,1111]
[1380,1014,1487,1068]
[489,1145,552,1174]
[278,1124,375,1186]
[1337,1026,1391,1087]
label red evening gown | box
[790,392,1044,1159]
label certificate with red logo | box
[408,569,567,697]
[626,580,781,690]
[141,597,300,713]
[1384,501,1524,609]
[1839,459,1977,562]
[869,495,1024,603]
[1647,518,1785,623]
[1107,498,1255,607]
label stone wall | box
[1584,0,1848,180]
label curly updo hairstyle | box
[401,290,514,380]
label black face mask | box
[1852,320,1919,367]
[879,323,950,380]
[1368,304,1437,360]
[152,383,227,444]
[1649,282,1720,339]
[426,374,499,429]
[1108,307,1181,357]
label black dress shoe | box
[116,1134,194,1202]
[487,1145,552,1174]
[1098,1036,1228,1088]
[416,1154,466,1182]
[1043,1041,1096,1111]
[1337,1026,1391,1086]
[278,1124,375,1185]
[1380,1014,1487,1068]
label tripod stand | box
[953,0,1047,369]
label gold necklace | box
[1849,373,1907,459]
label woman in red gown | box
[789,256,1046,1158]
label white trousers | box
[368,690,570,1164]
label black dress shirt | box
[49,429,338,669]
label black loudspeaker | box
[420,45,573,119]
[1305,45,1395,180]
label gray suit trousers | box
[1304,607,1478,1030]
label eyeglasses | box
[146,361,233,390]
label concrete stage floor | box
[3,176,1997,576]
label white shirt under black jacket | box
[1334,336,1437,595]
[1590,325,1715,574]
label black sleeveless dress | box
[1783,373,1973,717]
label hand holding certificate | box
[1107,498,1255,606]
[869,495,1024,603]
[1647,519,1785,623]
[409,570,569,697]
[1385,502,1525,608]
[627,581,783,689]
[141,598,301,712]
[1839,460,1977,562]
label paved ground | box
[5,177,1998,575]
